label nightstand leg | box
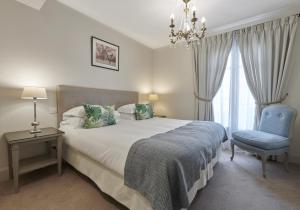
[7,144,13,179]
[47,141,54,157]
[57,136,63,176]
[11,144,19,192]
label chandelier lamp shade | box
[169,0,206,47]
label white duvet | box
[60,118,190,176]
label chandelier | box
[169,0,206,47]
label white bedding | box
[60,117,191,176]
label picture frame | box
[91,36,119,71]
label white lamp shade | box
[148,93,159,101]
[21,87,48,99]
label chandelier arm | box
[169,0,207,46]
[170,30,179,37]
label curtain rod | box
[231,13,300,33]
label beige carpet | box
[1,152,300,210]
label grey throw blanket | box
[124,121,227,210]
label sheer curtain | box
[213,40,256,138]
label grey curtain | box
[192,32,233,121]
[237,15,298,127]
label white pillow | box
[60,117,84,128]
[63,106,85,118]
[114,110,121,122]
[63,106,120,122]
[63,105,118,117]
[117,104,136,114]
[120,113,136,120]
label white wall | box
[153,25,300,163]
[153,46,195,120]
[285,25,300,163]
[0,0,153,181]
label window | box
[213,42,255,136]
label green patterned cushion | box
[83,104,116,129]
[135,104,154,120]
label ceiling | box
[22,0,300,49]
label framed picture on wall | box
[91,36,119,71]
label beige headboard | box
[56,85,138,125]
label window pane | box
[213,53,231,130]
[237,54,255,130]
[213,47,255,135]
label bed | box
[57,85,227,210]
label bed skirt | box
[63,145,222,210]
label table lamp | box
[148,93,159,102]
[148,93,159,113]
[21,87,48,134]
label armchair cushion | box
[232,130,289,150]
[259,105,297,138]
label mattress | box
[60,117,190,176]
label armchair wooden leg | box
[261,155,267,178]
[256,154,260,160]
[284,152,289,172]
[230,143,235,161]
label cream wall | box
[285,25,300,163]
[152,46,195,120]
[0,0,153,181]
[153,26,300,163]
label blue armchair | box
[230,104,297,178]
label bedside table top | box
[154,115,167,118]
[4,127,64,144]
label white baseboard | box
[0,166,9,182]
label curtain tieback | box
[194,92,212,102]
[256,93,288,106]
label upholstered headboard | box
[56,85,138,125]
